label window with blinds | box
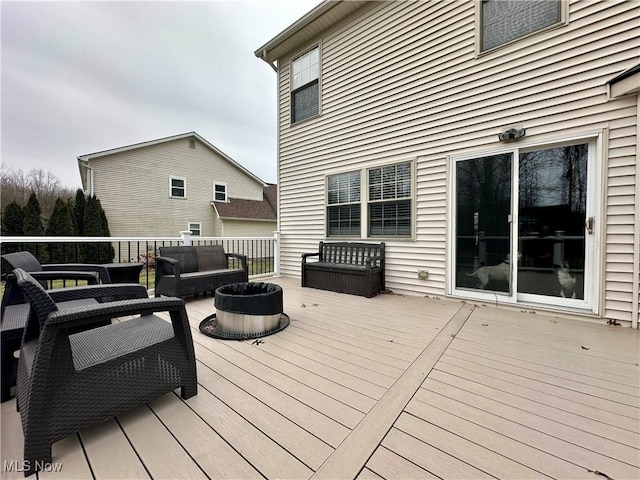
[481,0,560,51]
[327,171,361,236]
[368,162,412,237]
[291,47,319,123]
[325,162,413,238]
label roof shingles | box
[214,185,277,221]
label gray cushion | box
[196,245,228,271]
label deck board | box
[255,333,397,389]
[193,341,350,448]
[365,446,440,479]
[425,371,640,448]
[193,337,364,429]
[79,419,150,479]
[416,381,639,467]
[434,359,639,433]
[194,360,333,470]
[1,276,638,480]
[39,435,92,480]
[380,428,495,479]
[148,393,263,480]
[181,376,313,480]
[221,339,379,412]
[393,412,553,479]
[408,391,639,479]
[117,403,208,479]
[448,340,640,393]
[311,304,473,480]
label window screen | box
[481,0,560,51]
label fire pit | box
[199,282,290,340]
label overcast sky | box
[1,0,320,189]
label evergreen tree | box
[97,198,115,262]
[45,198,75,263]
[2,201,24,235]
[22,192,45,260]
[82,195,113,263]
[81,195,102,262]
[73,189,86,235]
[1,201,24,255]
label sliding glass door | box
[451,139,597,311]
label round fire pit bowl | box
[199,282,290,340]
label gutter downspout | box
[261,50,277,73]
[78,159,94,196]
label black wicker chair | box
[1,252,112,403]
[1,251,111,284]
[13,268,198,476]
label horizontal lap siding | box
[277,0,639,317]
[92,138,265,238]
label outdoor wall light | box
[498,126,526,142]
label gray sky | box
[1,0,319,189]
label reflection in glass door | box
[518,144,588,300]
[455,154,512,294]
[453,141,592,308]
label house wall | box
[89,137,265,238]
[221,219,277,238]
[276,0,639,323]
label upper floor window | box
[291,46,319,123]
[481,0,561,52]
[188,222,201,236]
[213,182,227,202]
[169,175,186,198]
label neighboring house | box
[256,0,640,327]
[77,132,277,239]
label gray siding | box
[276,0,639,322]
[90,137,265,238]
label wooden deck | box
[2,276,639,479]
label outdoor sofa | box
[154,245,248,298]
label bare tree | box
[1,166,75,221]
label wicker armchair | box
[1,251,111,284]
[13,268,198,476]
[1,252,112,403]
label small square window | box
[213,182,227,202]
[170,176,186,198]
[188,222,201,236]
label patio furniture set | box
[0,242,384,475]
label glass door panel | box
[517,144,588,299]
[455,154,512,293]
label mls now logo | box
[3,460,63,473]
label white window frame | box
[475,0,567,55]
[213,182,227,202]
[325,159,416,240]
[326,170,361,238]
[447,132,603,315]
[188,222,202,236]
[169,175,186,199]
[290,44,321,124]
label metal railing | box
[1,231,280,291]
